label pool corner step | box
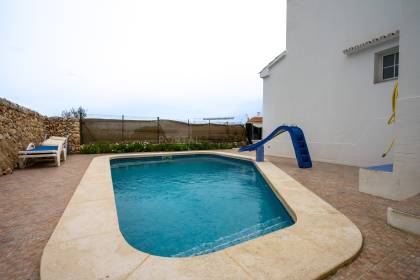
[173,217,292,257]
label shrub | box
[61,106,87,119]
[79,142,242,154]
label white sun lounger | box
[18,136,68,168]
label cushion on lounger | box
[30,145,59,151]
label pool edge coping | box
[40,151,363,280]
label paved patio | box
[0,152,419,279]
[0,155,96,280]
[264,155,420,280]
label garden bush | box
[79,142,242,154]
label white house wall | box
[393,0,420,199]
[263,0,401,167]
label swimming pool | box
[42,152,363,279]
[110,154,294,257]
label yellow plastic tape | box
[387,81,398,125]
[382,81,398,157]
[382,139,395,158]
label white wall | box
[263,0,401,167]
[392,0,420,199]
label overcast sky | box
[0,0,286,120]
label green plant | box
[61,106,87,119]
[79,142,242,154]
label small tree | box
[61,106,87,119]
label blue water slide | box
[239,125,312,168]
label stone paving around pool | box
[40,151,362,279]
[262,155,420,280]
[0,155,96,280]
[0,152,419,279]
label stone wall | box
[0,98,80,176]
[44,117,80,153]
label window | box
[374,47,399,83]
[382,52,399,79]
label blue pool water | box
[110,154,294,257]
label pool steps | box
[173,216,291,257]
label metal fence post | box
[226,121,229,142]
[208,120,210,143]
[187,119,190,145]
[157,117,160,144]
[121,115,124,142]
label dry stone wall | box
[44,117,80,153]
[0,98,80,176]
[0,98,45,175]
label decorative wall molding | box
[343,30,399,55]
